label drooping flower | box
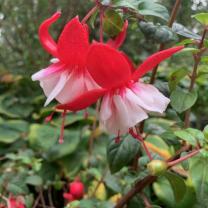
[31,12,100,106]
[57,43,183,135]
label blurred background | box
[0,0,208,207]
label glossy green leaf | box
[153,177,175,208]
[165,172,186,202]
[170,89,198,113]
[192,13,208,25]
[189,154,208,206]
[45,130,80,161]
[107,136,140,173]
[172,23,201,40]
[28,124,57,151]
[203,125,208,140]
[111,0,138,10]
[138,0,169,21]
[174,130,197,146]
[168,68,188,91]
[186,128,205,146]
[103,9,124,38]
[26,175,43,186]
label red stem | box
[129,129,153,161]
[81,5,98,24]
[168,149,199,167]
[99,8,104,42]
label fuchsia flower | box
[57,44,183,135]
[32,12,100,106]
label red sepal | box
[132,46,184,81]
[56,89,106,111]
[57,16,89,66]
[87,43,132,89]
[38,11,61,57]
[107,20,128,49]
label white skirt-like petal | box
[99,81,170,135]
[32,63,100,106]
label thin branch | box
[140,192,152,208]
[32,194,41,208]
[81,5,98,23]
[184,28,207,127]
[114,175,156,208]
[168,149,200,167]
[150,0,182,84]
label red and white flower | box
[57,44,183,135]
[31,12,100,106]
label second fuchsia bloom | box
[57,44,183,135]
[32,12,100,106]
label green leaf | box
[189,154,208,206]
[165,172,186,203]
[0,126,20,143]
[186,128,205,146]
[138,0,169,21]
[104,173,122,193]
[103,9,124,38]
[178,47,200,54]
[107,135,140,173]
[28,124,57,151]
[172,23,201,40]
[7,174,29,195]
[112,0,139,10]
[170,89,198,113]
[192,13,208,25]
[153,177,175,208]
[203,125,208,140]
[174,130,197,146]
[139,21,178,44]
[26,175,43,186]
[176,39,195,46]
[201,56,208,64]
[45,130,80,161]
[168,68,188,91]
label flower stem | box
[184,28,207,127]
[150,0,182,84]
[168,149,199,167]
[129,128,153,161]
[99,8,104,42]
[81,5,98,24]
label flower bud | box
[69,180,84,199]
[147,160,168,176]
[63,193,75,202]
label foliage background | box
[0,0,208,207]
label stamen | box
[45,111,55,123]
[59,110,67,144]
[115,130,121,144]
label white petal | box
[56,69,101,104]
[100,93,112,121]
[100,91,148,135]
[44,71,69,106]
[55,70,86,104]
[31,62,63,81]
[131,82,170,113]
